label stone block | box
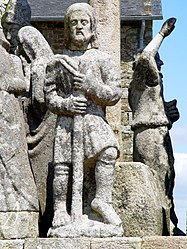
[142,236,187,249]
[91,237,142,249]
[113,162,169,237]
[24,238,90,249]
[0,239,24,249]
[0,212,38,239]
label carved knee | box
[98,147,117,164]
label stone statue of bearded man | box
[44,3,123,238]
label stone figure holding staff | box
[44,3,123,237]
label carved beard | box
[71,32,89,47]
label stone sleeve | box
[6,55,26,95]
[44,59,73,115]
[85,57,122,107]
[133,52,159,88]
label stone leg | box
[52,163,71,228]
[91,147,122,226]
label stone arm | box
[31,59,48,106]
[132,53,159,88]
[132,18,176,88]
[44,59,87,116]
[0,53,26,95]
[75,57,122,107]
[143,17,176,57]
[8,55,27,95]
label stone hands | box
[159,17,176,38]
[73,72,89,93]
[67,94,87,114]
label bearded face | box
[69,10,93,49]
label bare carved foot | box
[52,209,71,228]
[91,198,122,226]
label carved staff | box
[71,91,84,222]
[59,58,84,222]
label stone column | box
[88,0,123,160]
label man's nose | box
[76,21,83,29]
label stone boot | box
[91,147,122,226]
[52,163,71,228]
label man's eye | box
[70,20,77,26]
[82,20,88,26]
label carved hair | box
[63,3,99,49]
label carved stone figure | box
[0,1,39,239]
[17,25,57,236]
[2,0,57,236]
[2,0,31,53]
[44,3,123,237]
[128,18,180,234]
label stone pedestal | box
[48,217,123,238]
[113,162,170,236]
[0,212,39,239]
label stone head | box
[2,0,31,53]
[0,0,10,49]
[63,3,98,50]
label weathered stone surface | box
[0,239,24,249]
[91,237,142,249]
[2,0,31,26]
[0,26,39,238]
[113,162,169,237]
[0,91,38,213]
[48,219,123,238]
[88,0,122,156]
[3,237,187,249]
[25,238,90,249]
[0,0,9,18]
[142,236,187,249]
[2,0,31,54]
[128,18,179,233]
[0,212,38,239]
[44,3,123,238]
[17,26,56,228]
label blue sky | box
[153,0,187,232]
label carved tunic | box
[44,48,122,163]
[0,44,38,211]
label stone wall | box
[1,237,187,249]
[31,20,153,161]
[32,21,65,54]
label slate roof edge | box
[31,16,64,21]
[31,15,163,22]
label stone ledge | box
[0,212,39,239]
[142,236,187,249]
[0,239,24,248]
[1,236,187,249]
